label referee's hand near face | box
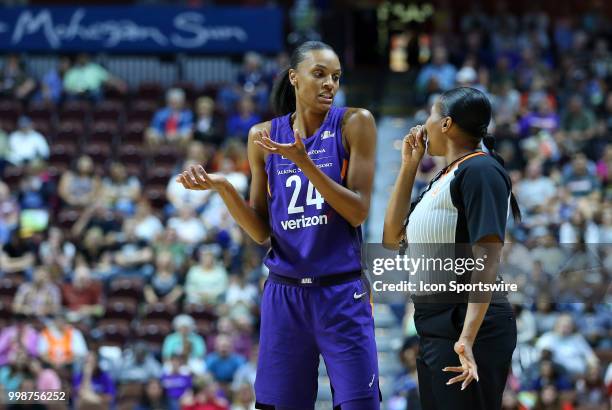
[382,124,426,249]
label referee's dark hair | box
[270,41,335,116]
[439,87,522,221]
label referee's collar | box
[442,150,486,174]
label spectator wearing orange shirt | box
[38,315,88,369]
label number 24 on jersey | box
[285,175,324,214]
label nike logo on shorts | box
[369,373,376,388]
[353,291,367,300]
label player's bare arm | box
[176,121,271,244]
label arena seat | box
[49,144,77,172]
[151,145,180,168]
[0,295,13,320]
[145,167,173,189]
[0,118,16,132]
[90,120,119,144]
[2,166,24,190]
[122,121,147,146]
[55,121,85,145]
[127,100,157,123]
[93,100,124,122]
[32,119,52,138]
[145,187,167,211]
[108,277,145,302]
[0,100,23,119]
[118,144,145,166]
[97,321,131,348]
[101,299,138,329]
[59,100,91,122]
[200,83,221,99]
[184,303,217,322]
[134,320,172,352]
[26,101,55,123]
[85,141,112,161]
[0,276,20,299]
[137,82,163,102]
[143,302,178,321]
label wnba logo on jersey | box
[280,214,328,230]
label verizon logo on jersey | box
[280,214,328,230]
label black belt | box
[268,271,362,287]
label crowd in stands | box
[0,5,610,410]
[0,49,279,409]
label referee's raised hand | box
[402,124,427,165]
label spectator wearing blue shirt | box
[147,88,194,147]
[37,57,71,104]
[416,46,457,95]
[226,96,261,141]
[562,154,601,198]
[218,52,271,112]
[205,334,245,384]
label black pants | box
[413,302,517,410]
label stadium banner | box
[0,6,283,53]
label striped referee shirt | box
[405,151,511,296]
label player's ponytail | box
[271,68,296,116]
[439,87,521,222]
[270,41,335,116]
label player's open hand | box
[443,340,479,391]
[254,128,308,165]
[402,124,427,165]
[176,165,226,191]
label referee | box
[383,87,520,410]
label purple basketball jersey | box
[264,106,363,278]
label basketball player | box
[177,41,380,410]
[383,87,520,409]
